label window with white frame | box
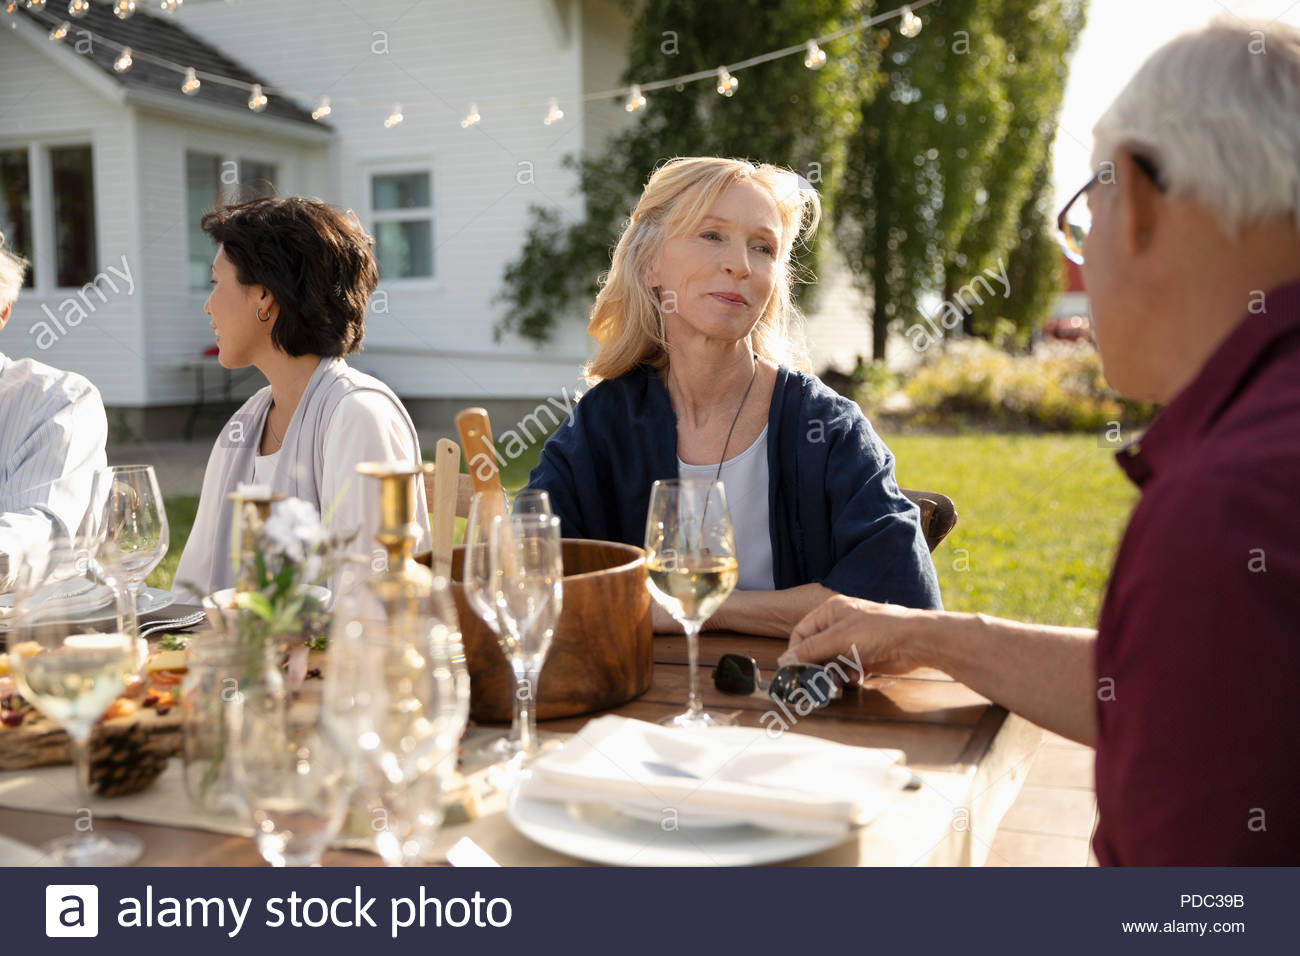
[0,144,98,290]
[369,169,434,281]
[185,151,279,289]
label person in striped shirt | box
[0,235,108,591]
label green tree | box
[835,0,1086,360]
[497,0,875,345]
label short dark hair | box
[201,196,377,357]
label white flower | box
[261,497,324,565]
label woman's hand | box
[780,593,936,675]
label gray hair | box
[0,236,27,310]
[1091,16,1300,235]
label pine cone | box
[88,714,182,798]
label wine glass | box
[463,489,552,761]
[228,666,351,867]
[6,546,143,865]
[644,479,739,728]
[324,560,469,866]
[94,465,170,623]
[487,511,563,766]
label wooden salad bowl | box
[449,539,653,723]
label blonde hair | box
[0,232,28,311]
[584,157,820,384]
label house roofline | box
[124,88,333,144]
[8,14,129,107]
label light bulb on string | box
[49,20,69,40]
[803,40,826,70]
[181,66,200,95]
[160,0,182,11]
[624,84,646,112]
[4,1,18,13]
[311,96,331,121]
[899,6,923,38]
[113,0,135,19]
[113,47,133,72]
[384,103,403,128]
[67,0,87,17]
[248,83,267,112]
[27,1,48,11]
[715,67,738,97]
[544,97,564,125]
[460,102,480,128]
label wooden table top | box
[0,630,1041,867]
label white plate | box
[0,587,174,630]
[506,787,848,866]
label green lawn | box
[154,432,1137,628]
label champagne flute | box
[6,546,143,865]
[487,511,563,765]
[644,479,739,728]
[228,668,351,867]
[464,489,552,761]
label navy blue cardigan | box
[527,365,943,609]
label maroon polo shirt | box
[1093,278,1300,865]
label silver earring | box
[256,306,271,322]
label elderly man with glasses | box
[783,17,1300,865]
[0,235,108,591]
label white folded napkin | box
[522,715,909,837]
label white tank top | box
[252,449,281,487]
[677,425,774,591]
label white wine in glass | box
[644,479,739,728]
[7,548,143,865]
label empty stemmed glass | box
[463,489,553,761]
[486,510,563,767]
[90,466,169,628]
[5,546,143,865]
[644,478,739,728]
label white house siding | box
[132,109,329,406]
[176,0,600,403]
[0,23,143,405]
[804,242,875,375]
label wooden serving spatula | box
[455,407,504,501]
[429,438,461,580]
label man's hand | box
[780,593,934,675]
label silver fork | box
[138,610,207,639]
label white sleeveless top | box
[252,449,281,487]
[677,425,774,591]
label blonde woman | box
[528,157,941,636]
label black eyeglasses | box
[1056,152,1164,265]
[712,653,842,709]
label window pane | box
[238,160,277,199]
[186,152,222,290]
[375,220,433,279]
[50,145,97,288]
[0,149,33,288]
[372,172,430,211]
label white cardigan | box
[174,357,430,600]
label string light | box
[113,46,133,72]
[48,18,67,40]
[311,96,331,121]
[247,83,267,112]
[715,67,738,97]
[3,1,16,15]
[624,83,646,112]
[543,97,564,125]
[803,40,826,69]
[181,66,200,95]
[112,0,134,19]
[899,6,923,37]
[160,0,182,11]
[460,102,480,128]
[383,103,403,128]
[67,0,87,17]
[27,1,47,11]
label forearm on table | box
[920,611,1098,746]
[704,584,836,638]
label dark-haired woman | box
[174,196,429,600]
